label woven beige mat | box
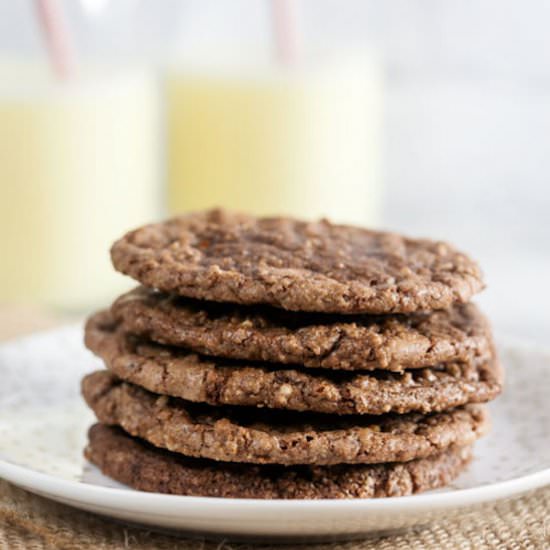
[0,479,548,550]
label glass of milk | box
[166,55,382,226]
[0,61,160,310]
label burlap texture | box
[0,479,548,549]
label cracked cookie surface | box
[82,370,489,466]
[110,210,484,314]
[85,311,502,416]
[111,287,493,372]
[85,423,473,499]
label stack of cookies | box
[82,210,502,499]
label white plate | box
[0,327,549,542]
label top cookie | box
[111,210,484,314]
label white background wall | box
[2,0,549,342]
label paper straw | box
[34,0,76,80]
[271,0,300,65]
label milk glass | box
[166,56,382,225]
[0,62,160,310]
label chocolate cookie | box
[85,311,502,416]
[111,287,493,372]
[81,371,489,466]
[110,210,483,314]
[86,424,473,499]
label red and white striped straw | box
[34,0,76,80]
[271,0,300,65]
